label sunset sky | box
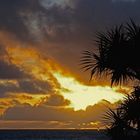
[0,0,140,129]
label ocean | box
[0,129,110,140]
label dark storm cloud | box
[32,0,140,46]
[0,60,26,80]
[18,79,53,94]
[0,46,27,80]
[0,64,51,97]
[0,0,140,43]
[0,82,18,97]
[0,0,44,42]
[32,0,140,44]
[0,79,54,98]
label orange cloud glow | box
[5,43,127,111]
[0,33,130,129]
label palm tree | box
[119,87,140,133]
[103,108,130,139]
[81,20,140,139]
[126,21,140,80]
[81,20,140,86]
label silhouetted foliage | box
[103,109,129,140]
[104,87,140,139]
[81,20,140,139]
[81,20,140,86]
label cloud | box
[0,120,74,129]
[0,78,54,98]
[40,0,75,9]
[41,94,70,107]
[0,0,140,44]
[0,81,19,97]
[1,100,118,128]
[0,0,139,128]
[0,46,27,81]
[112,0,136,2]
[0,44,55,97]
[0,0,45,42]
[18,79,53,94]
[0,61,26,80]
[32,0,140,83]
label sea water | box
[0,129,110,140]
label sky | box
[0,0,139,129]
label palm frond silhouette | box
[81,20,140,86]
[103,108,129,139]
[81,20,140,139]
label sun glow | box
[53,73,125,111]
[6,45,126,111]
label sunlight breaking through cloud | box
[53,73,125,110]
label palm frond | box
[81,21,140,85]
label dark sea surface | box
[0,129,110,140]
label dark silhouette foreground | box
[81,20,140,139]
